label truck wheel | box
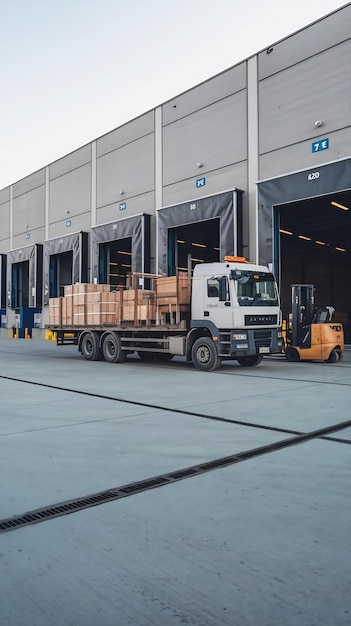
[191,337,221,372]
[81,332,101,361]
[102,332,125,363]
[285,347,300,362]
[237,355,263,367]
[327,349,339,363]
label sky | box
[0,0,348,190]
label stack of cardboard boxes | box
[49,284,114,326]
[119,289,156,322]
[49,273,191,327]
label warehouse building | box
[0,3,350,340]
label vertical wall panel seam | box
[90,141,97,282]
[45,167,50,240]
[91,141,97,228]
[247,55,259,263]
[155,106,163,209]
[155,106,163,273]
[9,186,13,249]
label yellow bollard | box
[25,328,31,339]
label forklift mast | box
[291,284,314,347]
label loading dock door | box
[43,232,88,305]
[157,190,242,276]
[258,158,351,343]
[91,214,150,284]
[8,244,43,309]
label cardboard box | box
[65,283,111,297]
[49,298,62,325]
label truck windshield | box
[232,271,279,307]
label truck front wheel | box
[237,355,263,367]
[80,332,101,361]
[102,332,125,363]
[191,337,221,372]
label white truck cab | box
[188,256,282,370]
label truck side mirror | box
[218,277,227,301]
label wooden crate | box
[156,273,190,323]
[156,274,190,305]
[122,288,155,303]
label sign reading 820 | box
[307,171,320,181]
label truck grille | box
[254,329,272,348]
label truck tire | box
[285,347,300,362]
[102,332,125,363]
[237,355,263,367]
[81,332,101,361]
[191,337,221,372]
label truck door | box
[204,276,233,328]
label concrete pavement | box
[0,338,350,625]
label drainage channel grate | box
[1,418,350,534]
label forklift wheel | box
[285,347,300,362]
[327,349,340,363]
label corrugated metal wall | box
[0,3,349,315]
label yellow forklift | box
[284,284,344,363]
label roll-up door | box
[157,190,242,276]
[91,214,150,286]
[7,244,43,309]
[43,232,88,304]
[257,157,351,342]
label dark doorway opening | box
[49,251,73,298]
[276,191,351,341]
[12,261,29,308]
[99,237,132,287]
[167,219,220,275]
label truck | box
[48,256,283,372]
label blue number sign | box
[312,139,329,153]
